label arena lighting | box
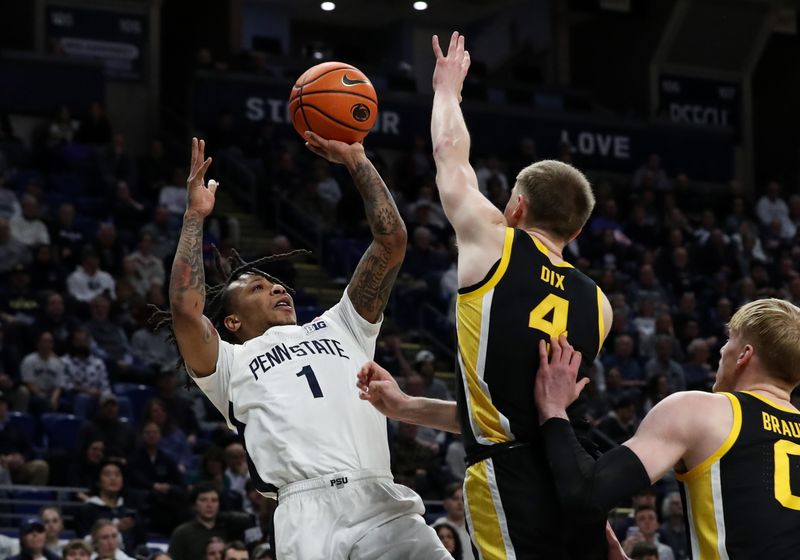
[413,1,428,10]
[320,2,335,11]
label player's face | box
[228,274,296,338]
[714,333,743,392]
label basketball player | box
[167,136,450,559]
[358,31,612,559]
[536,299,800,558]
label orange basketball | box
[289,62,378,144]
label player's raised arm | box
[168,138,220,377]
[305,131,406,323]
[431,32,505,244]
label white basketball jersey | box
[191,290,390,488]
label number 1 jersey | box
[191,290,390,489]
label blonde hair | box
[728,298,800,384]
[514,160,595,241]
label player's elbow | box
[432,136,469,163]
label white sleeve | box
[323,288,382,358]
[187,337,236,430]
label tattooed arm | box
[169,138,220,377]
[305,132,407,323]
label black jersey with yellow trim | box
[455,227,605,454]
[677,391,800,559]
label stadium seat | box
[11,488,56,516]
[112,384,156,424]
[7,412,36,441]
[40,413,82,452]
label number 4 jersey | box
[190,290,390,489]
[677,391,800,559]
[455,227,605,453]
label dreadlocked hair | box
[148,244,311,384]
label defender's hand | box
[432,31,471,102]
[357,361,410,420]
[535,335,586,422]
[304,131,366,168]
[186,137,217,218]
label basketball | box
[289,61,379,144]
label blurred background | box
[0,1,799,559]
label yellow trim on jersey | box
[528,233,574,268]
[682,467,724,560]
[742,391,800,415]
[458,227,515,302]
[456,293,509,443]
[465,461,509,560]
[676,393,742,482]
[596,286,606,354]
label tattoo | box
[347,159,406,321]
[351,161,403,237]
[169,213,205,310]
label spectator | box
[61,328,111,419]
[644,335,686,392]
[221,542,248,560]
[20,331,64,414]
[223,442,250,501]
[413,350,451,400]
[0,217,31,274]
[630,542,660,560]
[9,516,60,560]
[602,335,644,388]
[402,226,449,280]
[10,195,50,247]
[41,507,66,557]
[158,169,188,217]
[67,248,116,303]
[142,398,195,472]
[126,234,165,297]
[111,182,147,239]
[138,140,171,204]
[140,206,178,261]
[89,519,134,560]
[204,537,224,560]
[0,533,19,558]
[682,338,714,391]
[642,374,672,414]
[85,295,145,382]
[61,540,92,560]
[74,460,144,554]
[30,245,66,293]
[66,439,105,492]
[93,223,125,277]
[251,543,274,560]
[659,492,688,560]
[475,156,509,196]
[622,505,675,560]
[131,321,179,376]
[390,423,438,497]
[152,369,198,437]
[168,483,251,560]
[431,483,474,560]
[100,134,137,188]
[2,264,41,327]
[77,394,136,461]
[433,523,463,560]
[50,203,86,268]
[126,421,187,536]
[314,160,342,215]
[0,391,50,484]
[444,434,465,483]
[597,395,638,446]
[633,154,670,190]
[755,181,793,237]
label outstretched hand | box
[186,137,217,218]
[534,335,586,423]
[304,131,365,168]
[357,361,409,420]
[432,31,471,102]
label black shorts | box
[463,443,608,560]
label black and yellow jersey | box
[676,391,800,559]
[455,227,605,455]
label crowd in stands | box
[1,93,799,560]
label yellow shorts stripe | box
[465,461,511,560]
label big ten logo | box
[560,130,631,160]
[245,97,400,135]
[304,319,327,334]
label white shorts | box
[274,469,453,560]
